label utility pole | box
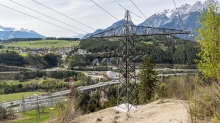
[90,10,189,112]
[49,93,53,107]
[36,96,40,123]
[0,103,4,120]
[22,95,26,114]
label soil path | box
[76,99,189,123]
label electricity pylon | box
[90,10,189,112]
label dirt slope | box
[76,99,189,123]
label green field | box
[3,40,80,48]
[15,107,56,123]
[0,92,44,102]
[20,53,28,57]
[144,41,153,45]
[4,79,41,85]
[4,78,68,86]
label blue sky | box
[0,0,205,37]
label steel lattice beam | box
[90,25,190,38]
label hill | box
[80,35,199,65]
[76,99,188,123]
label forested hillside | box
[0,51,60,68]
[80,35,199,65]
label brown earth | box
[76,99,189,123]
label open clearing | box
[3,40,80,48]
[4,78,68,85]
[14,107,56,123]
[76,99,189,123]
[144,41,153,45]
[4,79,41,85]
[0,92,44,102]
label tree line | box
[0,51,60,68]
[80,38,120,53]
[11,70,78,81]
[0,80,70,95]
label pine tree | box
[138,57,158,104]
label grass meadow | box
[0,92,44,102]
[15,106,57,123]
[3,40,80,48]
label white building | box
[78,49,87,55]
[106,71,118,79]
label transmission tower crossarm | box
[90,25,190,38]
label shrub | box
[158,82,168,98]
[189,83,220,123]
[162,75,196,100]
[96,118,102,122]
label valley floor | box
[76,99,188,123]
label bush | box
[158,82,168,98]
[161,75,196,100]
[189,82,220,123]
[64,78,70,82]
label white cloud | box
[0,0,205,37]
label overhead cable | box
[114,0,144,20]
[0,4,83,35]
[91,0,119,21]
[32,0,95,30]
[172,0,186,30]
[9,0,88,33]
[130,0,155,27]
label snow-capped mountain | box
[139,0,214,38]
[141,0,209,26]
[83,0,218,40]
[0,25,45,40]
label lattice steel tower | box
[90,10,189,112]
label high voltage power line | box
[172,0,186,30]
[172,0,195,39]
[129,0,155,27]
[90,0,119,21]
[114,0,144,20]
[9,0,87,33]
[0,3,84,35]
[129,0,147,19]
[32,0,95,30]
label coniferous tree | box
[138,57,158,104]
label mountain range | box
[83,20,134,39]
[83,0,218,39]
[0,26,45,40]
[0,0,217,40]
[0,25,85,40]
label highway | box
[1,90,71,108]
[77,80,120,91]
[1,80,119,107]
[13,96,66,113]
